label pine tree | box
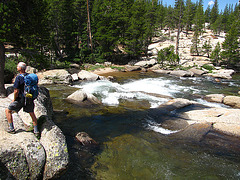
[156,1,166,30]
[210,0,219,29]
[212,12,223,35]
[191,0,204,56]
[202,39,212,58]
[205,5,211,24]
[221,20,240,67]
[210,42,221,66]
[183,0,194,36]
[174,0,184,56]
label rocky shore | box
[0,86,68,179]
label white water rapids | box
[72,77,229,134]
[73,77,226,108]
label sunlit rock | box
[37,69,72,85]
[170,70,194,77]
[66,89,101,105]
[78,70,99,81]
[0,87,69,179]
[188,68,207,76]
[223,96,240,108]
[205,94,224,103]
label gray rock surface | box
[66,89,101,105]
[0,86,69,179]
[188,68,206,76]
[37,69,72,85]
[134,59,157,68]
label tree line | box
[0,0,239,96]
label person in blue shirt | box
[5,62,39,137]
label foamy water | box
[73,78,187,107]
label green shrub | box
[202,64,215,71]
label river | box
[47,71,240,179]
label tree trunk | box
[0,42,6,97]
[87,0,93,55]
[176,3,182,57]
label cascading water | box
[48,72,240,179]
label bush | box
[157,45,179,67]
[202,64,215,71]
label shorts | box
[8,97,34,113]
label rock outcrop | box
[0,86,69,179]
[37,69,72,85]
[66,89,101,106]
[207,69,235,79]
[223,96,240,108]
[205,94,240,108]
[78,70,99,81]
[158,98,240,137]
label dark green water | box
[48,72,240,179]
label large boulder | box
[205,94,224,103]
[124,65,141,72]
[66,89,101,106]
[183,107,240,136]
[0,87,69,179]
[188,68,206,76]
[152,69,171,74]
[223,96,240,108]
[37,69,72,85]
[207,69,235,79]
[0,98,45,179]
[170,70,194,77]
[78,70,100,81]
[134,59,157,68]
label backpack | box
[20,73,39,99]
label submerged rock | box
[169,123,213,142]
[75,132,98,146]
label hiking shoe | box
[7,128,16,134]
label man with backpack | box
[5,62,39,137]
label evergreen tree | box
[125,0,149,57]
[210,42,221,66]
[222,4,230,32]
[202,39,212,58]
[164,5,175,36]
[191,0,204,56]
[212,12,223,35]
[156,1,166,29]
[183,0,195,36]
[174,0,184,56]
[221,20,240,67]
[205,5,211,24]
[0,0,48,97]
[210,0,219,28]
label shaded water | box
[47,72,240,179]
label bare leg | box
[29,112,37,126]
[5,109,13,124]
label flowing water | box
[47,72,240,179]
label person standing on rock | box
[5,62,39,137]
